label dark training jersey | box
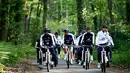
[40,34,53,46]
[81,32,94,45]
[63,33,75,45]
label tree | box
[0,0,9,41]
[76,0,86,34]
[108,0,114,24]
[126,0,130,24]
[43,0,48,28]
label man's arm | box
[92,32,95,45]
[80,32,86,45]
[40,34,44,47]
[96,32,100,46]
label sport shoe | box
[97,63,100,69]
[70,59,73,65]
[90,55,93,61]
[83,62,86,66]
[64,55,67,60]
[58,55,60,59]
[78,61,82,65]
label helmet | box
[55,32,59,35]
[43,28,50,33]
[86,26,91,30]
[101,25,108,28]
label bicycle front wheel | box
[46,54,50,72]
[67,53,69,69]
[101,54,106,73]
[85,53,89,70]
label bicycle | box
[63,45,74,69]
[99,45,109,73]
[41,46,54,72]
[38,47,45,66]
[81,45,91,70]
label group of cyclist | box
[35,24,114,69]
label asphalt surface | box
[32,59,116,73]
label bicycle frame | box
[101,47,106,63]
[39,48,44,65]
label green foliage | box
[0,42,36,66]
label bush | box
[0,42,36,66]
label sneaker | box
[97,63,101,69]
[90,55,93,61]
[83,62,86,66]
[105,56,108,63]
[43,61,46,66]
[50,61,54,65]
[64,54,67,60]
[70,59,73,65]
[78,61,82,65]
[58,55,60,59]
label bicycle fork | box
[101,48,108,63]
[85,48,90,62]
[39,49,44,64]
[46,49,51,64]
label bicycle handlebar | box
[41,45,54,49]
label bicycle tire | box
[86,53,90,70]
[86,52,88,70]
[103,54,106,73]
[47,53,50,72]
[39,52,43,65]
[67,52,69,69]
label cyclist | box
[40,28,57,66]
[107,34,114,62]
[62,29,75,64]
[76,30,86,65]
[35,38,40,63]
[96,25,111,68]
[55,32,62,59]
[80,27,95,66]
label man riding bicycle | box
[55,32,62,59]
[76,30,86,65]
[40,28,57,66]
[62,29,75,64]
[80,27,95,66]
[96,25,112,68]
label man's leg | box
[89,47,93,61]
[77,47,83,65]
[98,47,102,68]
[70,46,74,64]
[36,48,39,63]
[57,45,61,58]
[64,46,67,60]
[83,47,87,66]
[105,46,110,67]
[49,47,58,67]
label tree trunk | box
[76,0,86,34]
[58,0,61,22]
[91,4,98,30]
[0,0,8,41]
[100,0,103,26]
[126,0,130,24]
[43,0,48,28]
[108,0,114,24]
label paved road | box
[32,59,116,73]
